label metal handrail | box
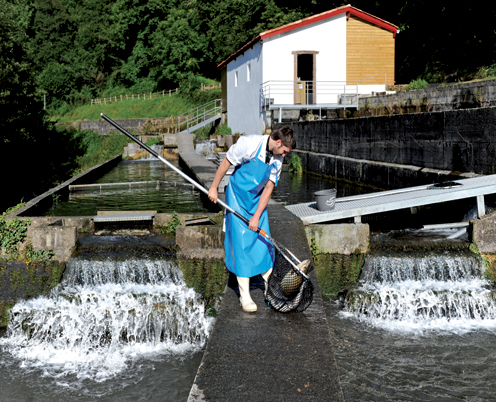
[177,99,222,133]
[260,72,388,111]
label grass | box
[52,95,198,122]
[51,87,222,122]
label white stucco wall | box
[226,43,264,134]
[262,14,347,105]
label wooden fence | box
[90,84,221,106]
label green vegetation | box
[0,203,55,264]
[71,130,131,175]
[288,153,303,174]
[165,212,182,234]
[406,78,429,91]
[0,204,30,256]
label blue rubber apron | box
[224,140,278,278]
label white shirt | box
[226,135,283,184]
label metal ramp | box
[178,99,222,133]
[286,174,496,225]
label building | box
[218,5,398,134]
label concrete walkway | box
[177,133,229,192]
[188,204,344,401]
[179,135,344,401]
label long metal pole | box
[100,113,308,278]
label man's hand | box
[248,215,260,232]
[208,187,218,203]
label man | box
[208,126,296,312]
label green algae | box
[178,259,228,316]
[313,253,366,296]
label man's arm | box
[208,157,232,203]
[248,180,275,231]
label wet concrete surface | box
[188,204,344,401]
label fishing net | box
[265,249,314,313]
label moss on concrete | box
[0,302,15,327]
[178,259,228,316]
[313,253,366,296]
[0,260,66,328]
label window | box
[247,63,251,82]
[235,70,238,87]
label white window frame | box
[235,70,238,87]
[247,63,251,82]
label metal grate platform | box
[93,213,156,223]
[286,174,496,225]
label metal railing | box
[177,99,222,133]
[260,72,387,110]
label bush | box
[407,78,429,91]
[288,153,302,174]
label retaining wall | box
[277,106,496,188]
[360,79,496,112]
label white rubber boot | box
[261,268,273,297]
[237,276,257,312]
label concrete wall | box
[471,211,496,254]
[81,119,149,135]
[227,43,263,134]
[278,106,496,187]
[361,79,496,112]
[10,155,122,218]
[81,118,185,135]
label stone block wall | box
[360,79,496,112]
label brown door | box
[293,51,318,105]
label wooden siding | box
[346,15,395,85]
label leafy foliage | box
[288,153,302,174]
[0,204,29,256]
[406,78,429,91]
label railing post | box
[344,81,346,117]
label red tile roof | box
[217,5,398,70]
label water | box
[0,251,211,401]
[195,139,217,160]
[271,166,374,205]
[325,250,496,400]
[46,159,208,216]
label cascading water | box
[141,144,164,159]
[326,247,496,401]
[0,251,211,400]
[343,252,496,332]
[195,139,217,160]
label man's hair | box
[270,126,296,149]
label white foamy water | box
[1,255,211,383]
[195,139,217,159]
[344,253,496,333]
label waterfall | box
[1,253,211,382]
[343,252,496,332]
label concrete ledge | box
[471,211,496,253]
[31,220,77,262]
[9,155,122,219]
[305,223,369,254]
[176,226,225,260]
[295,150,481,190]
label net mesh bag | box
[265,249,314,313]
